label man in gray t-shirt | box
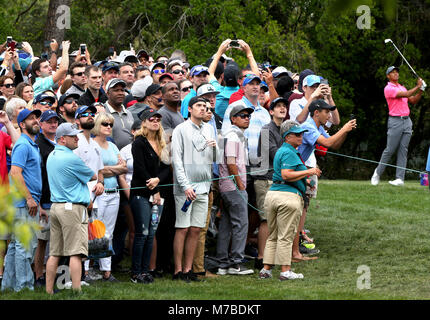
[158,82,184,136]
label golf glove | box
[420,80,427,91]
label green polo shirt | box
[270,142,307,196]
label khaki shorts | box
[254,179,273,221]
[305,174,318,199]
[175,194,209,228]
[49,203,88,257]
[36,209,50,241]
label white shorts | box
[175,193,209,228]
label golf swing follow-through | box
[371,39,426,186]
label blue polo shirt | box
[180,89,197,119]
[11,133,42,207]
[47,144,95,206]
[270,142,307,196]
[298,117,330,162]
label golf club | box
[384,38,419,78]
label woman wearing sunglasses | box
[129,108,170,284]
[179,79,193,101]
[259,120,321,281]
[92,112,128,282]
[0,76,16,100]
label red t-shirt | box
[0,131,12,184]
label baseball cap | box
[58,92,80,107]
[17,109,42,126]
[159,73,174,81]
[138,108,162,121]
[190,65,209,77]
[131,76,153,99]
[386,66,399,75]
[242,74,262,86]
[75,105,97,119]
[102,61,120,73]
[282,125,308,139]
[298,69,315,92]
[55,123,82,141]
[106,78,126,91]
[40,110,60,122]
[260,81,269,92]
[131,119,142,131]
[269,97,288,110]
[272,66,293,78]
[167,59,184,69]
[188,96,208,108]
[33,93,56,105]
[196,83,220,97]
[303,75,321,87]
[308,99,336,113]
[114,50,136,63]
[145,84,162,97]
[150,62,166,73]
[137,50,149,60]
[230,103,254,119]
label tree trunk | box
[44,0,72,44]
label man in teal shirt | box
[45,122,97,294]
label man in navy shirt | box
[2,109,42,292]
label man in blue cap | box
[2,108,42,292]
[101,62,120,92]
[180,65,210,118]
[33,93,57,113]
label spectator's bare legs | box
[183,227,200,273]
[263,263,291,273]
[46,256,60,294]
[292,207,308,259]
[34,239,48,280]
[69,255,82,291]
[173,228,188,274]
[257,221,268,260]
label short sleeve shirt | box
[384,82,409,117]
[47,145,94,205]
[298,118,330,162]
[270,142,307,196]
[11,134,42,207]
[100,142,120,189]
[180,89,197,119]
[120,143,133,186]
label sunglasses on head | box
[172,69,185,75]
[73,72,85,77]
[181,86,193,92]
[3,83,15,88]
[78,112,95,119]
[101,122,114,128]
[153,69,165,74]
[39,101,53,106]
[235,113,250,119]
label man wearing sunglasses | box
[180,65,210,119]
[64,62,87,97]
[57,92,80,124]
[150,62,166,84]
[217,103,254,276]
[33,93,57,113]
[167,60,186,81]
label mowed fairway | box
[2,180,430,300]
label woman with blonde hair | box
[129,108,170,284]
[92,112,127,282]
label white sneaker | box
[371,169,380,185]
[279,270,304,280]
[259,268,272,279]
[389,179,404,186]
[227,264,254,275]
[64,281,90,289]
[217,268,228,275]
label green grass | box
[1,180,430,300]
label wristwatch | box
[97,180,104,185]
